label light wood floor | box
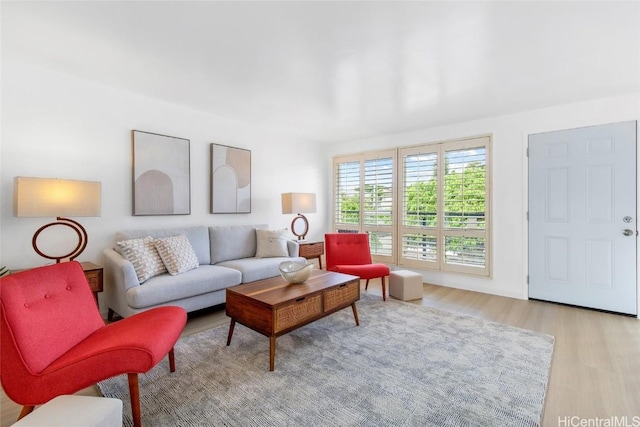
[2,280,639,427]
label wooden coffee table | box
[226,270,360,371]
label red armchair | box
[0,261,187,427]
[325,233,390,301]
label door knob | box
[622,229,634,236]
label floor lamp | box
[14,177,102,263]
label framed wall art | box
[210,143,251,213]
[132,130,191,215]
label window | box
[399,136,491,276]
[334,158,361,229]
[399,145,439,268]
[333,135,490,277]
[333,150,396,263]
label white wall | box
[0,60,329,270]
[326,92,640,300]
[2,59,638,305]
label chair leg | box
[107,308,115,321]
[127,373,142,427]
[381,277,386,301]
[365,279,370,290]
[169,347,176,372]
[18,406,34,420]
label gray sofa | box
[102,224,305,318]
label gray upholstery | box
[209,224,267,264]
[116,226,211,265]
[126,265,241,309]
[103,224,301,318]
[218,256,306,283]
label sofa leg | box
[127,373,141,427]
[365,279,370,290]
[18,405,34,420]
[169,348,176,372]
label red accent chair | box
[0,262,187,427]
[325,233,390,301]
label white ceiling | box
[2,1,639,143]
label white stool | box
[12,395,122,427]
[389,270,423,301]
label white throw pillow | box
[116,236,167,283]
[255,229,289,258]
[154,234,200,276]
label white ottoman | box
[13,395,122,427]
[389,270,423,301]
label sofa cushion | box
[255,229,288,258]
[209,224,268,264]
[218,256,307,283]
[116,226,210,265]
[155,235,199,276]
[117,236,167,283]
[125,265,241,309]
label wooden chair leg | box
[168,347,176,372]
[365,279,370,290]
[127,373,141,427]
[381,277,386,301]
[18,405,34,420]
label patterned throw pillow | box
[255,229,289,258]
[154,234,199,276]
[116,236,167,283]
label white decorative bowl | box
[279,261,314,284]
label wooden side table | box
[298,241,324,269]
[81,262,104,308]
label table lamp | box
[14,176,102,263]
[281,192,316,240]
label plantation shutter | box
[334,135,490,277]
[441,137,490,275]
[333,156,361,233]
[362,155,395,261]
[333,150,396,264]
[397,135,491,276]
[399,145,440,269]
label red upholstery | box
[0,262,187,426]
[325,233,390,300]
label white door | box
[528,121,637,315]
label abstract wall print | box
[132,130,190,215]
[210,143,251,213]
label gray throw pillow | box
[255,229,289,258]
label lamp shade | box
[14,177,101,217]
[281,193,316,214]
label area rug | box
[97,293,554,426]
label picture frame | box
[210,143,251,214]
[132,130,191,215]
